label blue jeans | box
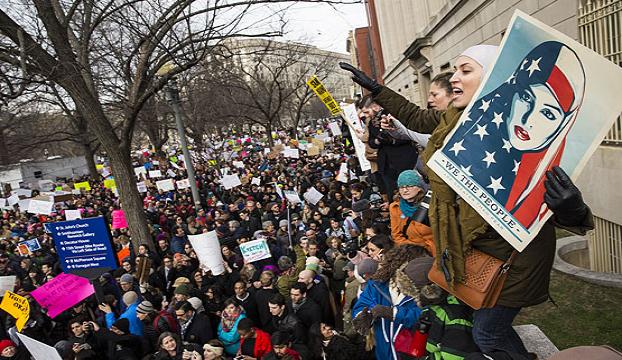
[472,305,529,355]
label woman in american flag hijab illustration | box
[443,41,585,229]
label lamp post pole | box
[165,78,202,211]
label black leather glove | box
[339,62,383,95]
[544,166,588,226]
[371,305,393,320]
[352,307,374,335]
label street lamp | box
[157,64,202,211]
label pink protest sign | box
[111,209,128,229]
[31,273,94,318]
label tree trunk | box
[63,82,155,252]
[265,122,274,147]
[82,143,99,179]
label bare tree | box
[0,0,355,250]
[137,96,173,155]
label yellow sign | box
[104,179,116,189]
[306,75,342,115]
[95,164,104,170]
[74,181,91,191]
[0,291,29,331]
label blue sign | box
[47,217,118,276]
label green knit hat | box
[397,170,423,188]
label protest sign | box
[328,122,342,137]
[188,231,225,275]
[427,11,622,251]
[343,104,372,171]
[134,166,147,178]
[17,198,31,211]
[284,190,302,204]
[239,239,272,263]
[0,198,8,210]
[101,167,111,178]
[0,290,29,331]
[336,163,349,183]
[303,187,324,205]
[0,276,15,294]
[136,181,148,193]
[37,180,54,191]
[17,239,41,256]
[170,161,181,170]
[251,177,261,186]
[232,161,245,168]
[148,170,162,178]
[166,169,176,178]
[306,75,343,115]
[27,199,54,215]
[95,164,104,170]
[152,160,160,165]
[16,332,63,360]
[7,194,19,206]
[47,217,118,278]
[222,174,242,190]
[283,148,300,159]
[103,179,116,189]
[111,209,128,229]
[306,146,320,156]
[73,181,91,191]
[156,179,175,192]
[31,273,94,318]
[176,178,191,189]
[64,209,82,221]
[14,188,32,198]
[274,183,284,199]
[311,138,325,150]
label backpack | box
[153,310,179,335]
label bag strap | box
[401,214,416,238]
[501,251,518,273]
[371,282,393,305]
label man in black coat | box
[252,271,279,331]
[298,270,333,325]
[268,294,307,344]
[234,280,260,326]
[175,301,213,346]
[289,282,321,329]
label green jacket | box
[374,87,594,307]
[276,245,306,298]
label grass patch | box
[515,270,622,349]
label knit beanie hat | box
[174,284,191,296]
[120,273,134,284]
[459,44,499,76]
[279,219,288,228]
[277,256,294,271]
[122,291,138,306]
[136,300,154,315]
[0,339,16,353]
[402,256,435,287]
[187,297,205,313]
[112,318,130,334]
[397,170,423,188]
[356,258,379,277]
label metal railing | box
[579,0,622,145]
[589,216,622,274]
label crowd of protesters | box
[0,42,607,360]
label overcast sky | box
[279,2,369,54]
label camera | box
[340,238,368,259]
[412,190,432,226]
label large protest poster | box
[27,199,54,215]
[111,209,128,229]
[221,174,242,190]
[156,179,175,192]
[239,239,272,263]
[342,104,372,172]
[0,291,29,331]
[16,332,63,360]
[64,209,82,221]
[188,231,225,275]
[0,276,16,294]
[31,273,94,318]
[427,11,622,251]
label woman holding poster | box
[340,39,594,356]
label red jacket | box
[239,328,272,359]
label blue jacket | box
[352,280,422,360]
[105,302,144,336]
[218,313,246,355]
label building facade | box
[365,0,622,273]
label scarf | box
[291,298,307,313]
[220,306,242,333]
[399,198,418,218]
[421,105,490,285]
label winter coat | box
[218,313,246,356]
[181,312,213,346]
[323,333,358,360]
[276,246,306,298]
[389,201,435,254]
[105,302,143,336]
[291,298,321,329]
[352,280,422,360]
[234,293,260,327]
[238,328,272,359]
[374,86,594,308]
[271,309,307,344]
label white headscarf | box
[459,44,499,76]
